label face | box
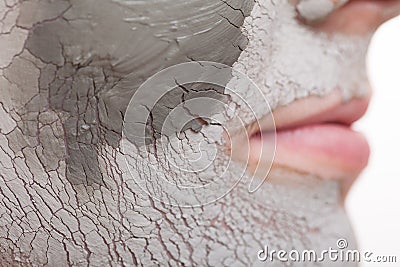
[0,0,398,265]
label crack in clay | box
[0,0,372,265]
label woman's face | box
[0,0,399,265]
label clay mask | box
[0,0,378,265]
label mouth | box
[246,90,370,181]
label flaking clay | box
[296,0,349,23]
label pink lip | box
[249,91,371,180]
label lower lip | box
[251,123,370,179]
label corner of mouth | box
[246,90,371,180]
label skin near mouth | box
[247,90,370,181]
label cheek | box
[233,0,371,112]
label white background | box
[347,15,400,265]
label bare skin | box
[0,0,399,266]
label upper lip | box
[248,90,370,136]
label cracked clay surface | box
[0,0,366,266]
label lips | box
[246,90,370,181]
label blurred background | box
[347,15,400,265]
